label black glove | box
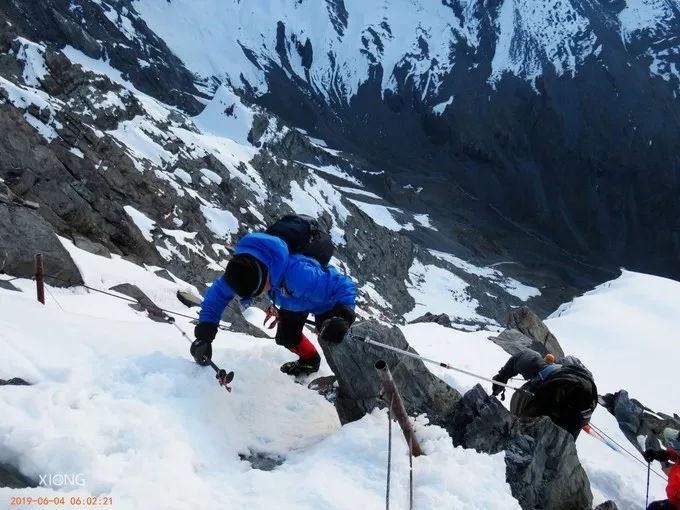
[195,322,218,342]
[318,305,356,343]
[492,383,506,401]
[644,448,670,463]
[335,304,356,325]
[191,323,218,366]
[320,317,350,343]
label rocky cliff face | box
[0,1,586,328]
[128,0,680,281]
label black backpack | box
[265,214,334,266]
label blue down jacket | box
[198,233,356,323]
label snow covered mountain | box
[128,0,680,280]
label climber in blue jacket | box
[190,232,357,376]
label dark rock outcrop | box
[600,390,680,454]
[507,307,564,358]
[0,279,20,291]
[408,312,452,328]
[489,306,564,358]
[109,283,170,322]
[449,385,593,510]
[0,203,83,286]
[594,501,618,510]
[318,320,461,425]
[0,463,34,489]
[0,377,30,386]
[505,417,592,510]
[318,320,594,510]
[0,378,33,488]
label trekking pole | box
[167,317,234,392]
[645,461,651,508]
[350,334,533,396]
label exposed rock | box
[307,375,338,403]
[449,385,593,510]
[73,235,111,258]
[0,279,19,291]
[507,307,564,358]
[505,417,592,510]
[0,377,34,489]
[154,269,174,282]
[319,319,461,425]
[238,452,284,471]
[219,300,270,339]
[446,384,515,454]
[0,462,34,489]
[0,203,83,286]
[594,501,618,510]
[177,289,202,308]
[408,312,452,328]
[0,377,30,386]
[489,307,564,358]
[600,390,680,454]
[109,283,170,323]
[488,329,535,356]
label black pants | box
[647,500,676,510]
[275,308,333,348]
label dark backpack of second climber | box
[492,349,598,438]
[265,214,334,266]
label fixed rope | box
[351,334,532,396]
[589,422,667,482]
[27,273,234,328]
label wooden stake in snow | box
[35,253,45,305]
[375,359,423,457]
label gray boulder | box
[318,319,461,425]
[600,390,680,454]
[507,307,564,358]
[505,417,592,510]
[109,283,170,323]
[0,280,19,291]
[449,385,593,510]
[408,312,452,328]
[0,377,30,385]
[489,306,564,358]
[0,203,83,286]
[73,235,111,258]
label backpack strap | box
[532,364,562,384]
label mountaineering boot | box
[280,352,321,376]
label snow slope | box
[2,241,678,508]
[0,242,518,510]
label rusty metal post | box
[375,359,423,457]
[35,253,45,305]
